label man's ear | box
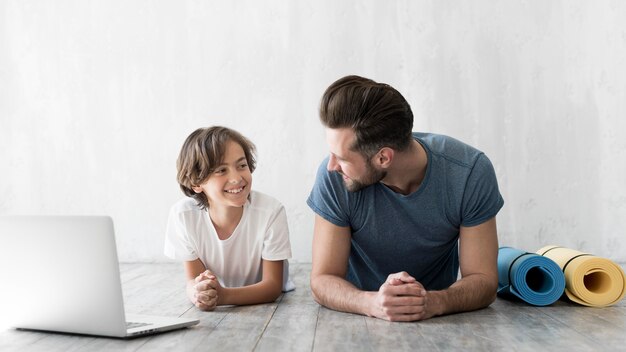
[375,147,394,168]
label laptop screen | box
[0,216,128,337]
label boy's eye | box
[214,168,226,174]
[238,163,248,169]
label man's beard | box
[343,160,387,192]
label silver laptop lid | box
[0,216,127,337]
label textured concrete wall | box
[1,1,625,262]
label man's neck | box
[380,139,428,195]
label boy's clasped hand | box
[193,270,221,311]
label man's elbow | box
[485,291,497,306]
[483,278,498,307]
[310,275,324,305]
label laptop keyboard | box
[126,321,152,329]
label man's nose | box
[327,154,340,172]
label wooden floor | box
[2,262,625,351]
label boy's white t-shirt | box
[164,190,294,290]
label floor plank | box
[313,307,372,352]
[363,317,438,351]
[1,262,625,351]
[255,263,319,352]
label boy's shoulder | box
[248,190,284,211]
[170,197,203,215]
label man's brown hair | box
[176,126,256,210]
[319,75,414,158]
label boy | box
[165,126,293,310]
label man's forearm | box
[427,273,497,317]
[311,274,374,316]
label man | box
[307,75,504,321]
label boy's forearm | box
[186,279,198,304]
[218,280,283,306]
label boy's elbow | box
[264,281,283,303]
[270,287,283,302]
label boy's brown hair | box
[319,75,414,158]
[176,126,256,209]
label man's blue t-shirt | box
[307,132,504,291]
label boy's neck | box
[208,205,244,240]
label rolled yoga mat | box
[497,246,565,306]
[537,245,626,307]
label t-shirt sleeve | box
[460,153,505,227]
[262,204,292,261]
[163,206,199,261]
[306,159,351,227]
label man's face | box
[325,128,386,192]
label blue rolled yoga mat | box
[497,246,565,306]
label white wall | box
[1,1,625,262]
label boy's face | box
[192,140,252,209]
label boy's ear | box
[191,186,203,194]
[375,147,394,168]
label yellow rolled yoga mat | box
[537,245,626,307]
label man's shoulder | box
[414,132,483,168]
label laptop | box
[0,215,199,338]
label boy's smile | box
[225,186,245,194]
